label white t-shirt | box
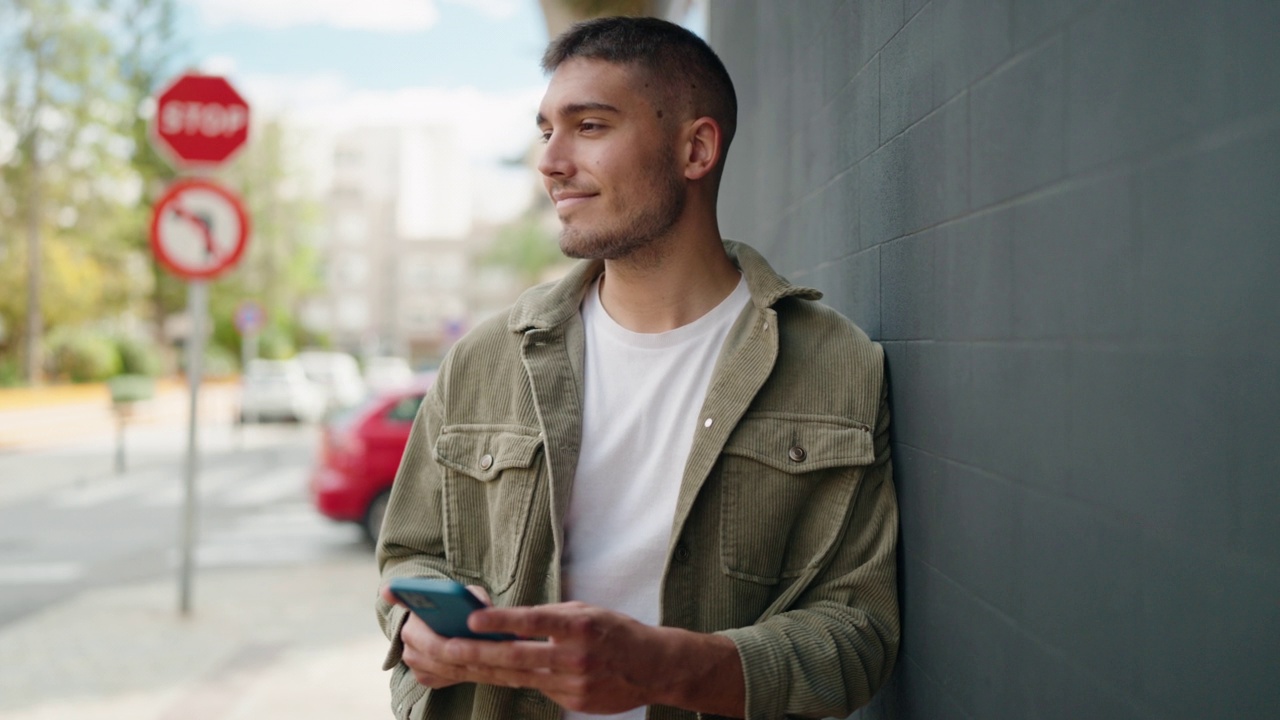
[562,274,750,720]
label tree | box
[106,0,183,339]
[212,118,325,363]
[0,0,182,384]
[0,0,128,382]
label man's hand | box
[451,602,744,716]
[379,583,495,690]
[381,587,743,716]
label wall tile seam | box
[795,165,859,208]
[1010,0,1107,52]
[865,2,912,68]
[928,22,1059,119]
[904,538,1165,719]
[874,150,1135,242]
[814,59,880,143]
[905,552,1052,655]
[785,245,879,280]
[874,89,967,160]
[1125,108,1280,178]
[965,27,1066,102]
[894,655,978,720]
[891,435,1214,535]
[1060,37,1280,176]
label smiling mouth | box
[553,193,597,211]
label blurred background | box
[0,2,700,719]
[3,1,1277,719]
[0,0,704,388]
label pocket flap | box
[434,426,543,482]
[721,413,875,474]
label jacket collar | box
[507,240,822,333]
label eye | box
[538,129,552,143]
[579,121,604,133]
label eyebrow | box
[535,102,621,126]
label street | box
[0,408,392,719]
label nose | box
[537,131,573,180]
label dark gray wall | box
[709,1,1278,718]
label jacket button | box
[788,445,807,463]
[479,453,494,471]
[674,543,691,563]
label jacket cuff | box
[381,605,411,671]
[717,626,787,720]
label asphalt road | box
[0,421,370,629]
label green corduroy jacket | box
[376,241,899,720]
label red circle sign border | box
[149,178,251,281]
[150,73,251,169]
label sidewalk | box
[0,379,238,452]
[0,557,393,720]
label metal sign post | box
[149,72,251,616]
[179,280,207,614]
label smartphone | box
[388,577,517,641]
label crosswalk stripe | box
[220,465,307,507]
[49,467,170,508]
[0,562,84,584]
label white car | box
[239,359,326,423]
[362,356,414,396]
[296,350,366,412]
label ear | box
[682,117,722,181]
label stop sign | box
[151,73,250,167]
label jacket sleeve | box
[717,378,900,719]
[375,380,454,671]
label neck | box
[596,221,741,334]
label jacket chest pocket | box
[719,414,875,586]
[434,426,545,594]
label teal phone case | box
[388,577,516,641]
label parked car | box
[296,350,366,413]
[362,355,414,396]
[310,373,435,543]
[239,358,326,423]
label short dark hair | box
[542,16,738,162]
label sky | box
[175,0,550,163]
[173,0,551,224]
[169,0,706,222]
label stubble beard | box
[557,164,686,265]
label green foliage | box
[107,373,154,404]
[47,331,122,383]
[0,0,181,382]
[202,344,237,379]
[0,359,22,387]
[257,326,296,361]
[115,335,162,376]
[0,0,329,388]
[482,216,564,284]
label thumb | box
[466,585,492,606]
[379,583,403,607]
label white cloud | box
[444,0,522,20]
[237,72,545,165]
[200,54,239,77]
[189,0,440,32]
[235,72,547,222]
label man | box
[377,16,898,720]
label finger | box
[379,584,402,607]
[467,585,492,605]
[439,633,598,678]
[469,603,598,641]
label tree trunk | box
[23,43,44,386]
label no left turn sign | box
[149,178,250,280]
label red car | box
[310,373,434,543]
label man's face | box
[536,58,686,261]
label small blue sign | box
[234,300,265,335]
